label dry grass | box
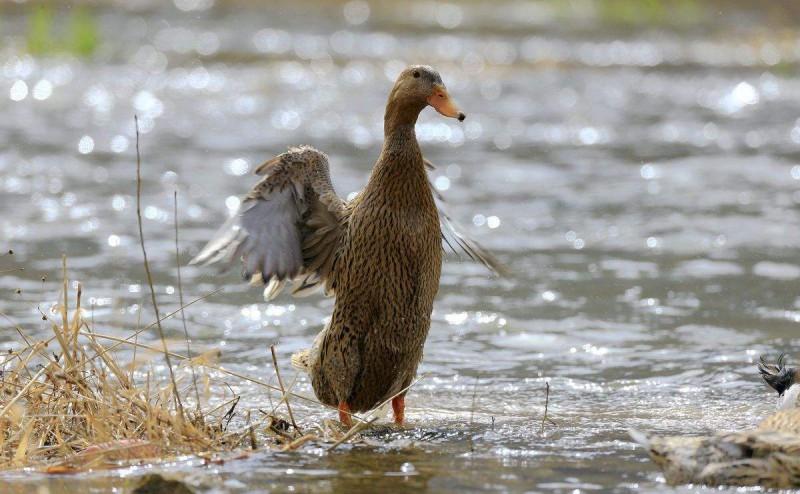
[0,255,419,473]
[0,256,269,472]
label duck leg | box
[338,402,352,426]
[391,395,405,425]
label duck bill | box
[428,84,466,122]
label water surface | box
[2,1,800,492]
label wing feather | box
[191,145,348,300]
[425,158,509,277]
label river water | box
[2,1,800,492]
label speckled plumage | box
[192,65,504,422]
[631,410,800,488]
[309,121,442,412]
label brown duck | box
[191,65,504,426]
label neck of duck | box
[365,98,428,201]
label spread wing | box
[425,159,509,277]
[191,146,347,300]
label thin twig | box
[268,373,299,418]
[282,433,317,451]
[58,255,74,368]
[77,331,189,363]
[248,426,257,450]
[0,367,46,421]
[174,190,202,417]
[270,345,301,434]
[74,329,323,408]
[469,375,479,453]
[134,115,185,421]
[326,416,378,452]
[540,381,550,434]
[376,373,428,415]
[52,256,76,369]
[64,290,221,375]
[335,373,429,430]
[130,296,144,383]
[0,310,33,347]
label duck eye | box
[413,71,420,78]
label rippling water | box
[2,1,800,492]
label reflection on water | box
[2,0,800,492]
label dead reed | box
[0,253,287,472]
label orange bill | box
[427,84,466,121]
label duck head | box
[385,65,465,129]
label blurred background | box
[2,1,800,492]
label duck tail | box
[758,354,796,396]
[628,428,654,449]
[628,429,671,466]
[291,348,311,373]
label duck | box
[758,354,800,409]
[630,355,800,488]
[191,65,505,426]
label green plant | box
[27,3,55,55]
[25,3,99,57]
[66,5,97,56]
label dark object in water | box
[758,354,797,396]
[133,474,195,494]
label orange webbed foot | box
[338,402,352,427]
[391,395,405,425]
